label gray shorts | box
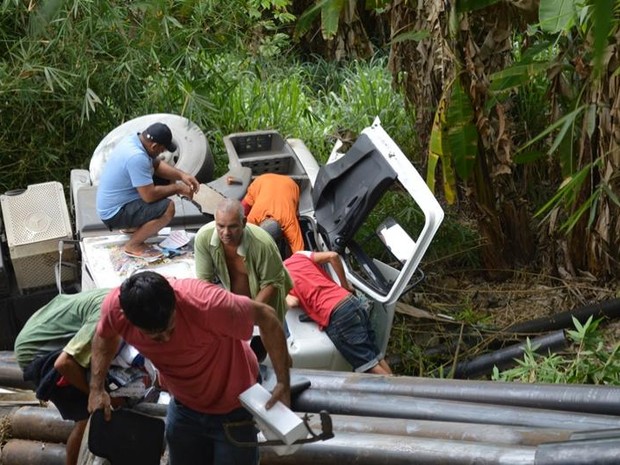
[103,198,171,230]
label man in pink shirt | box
[285,251,392,375]
[88,271,290,465]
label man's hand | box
[285,294,299,308]
[343,281,355,293]
[88,388,113,421]
[176,182,195,199]
[266,381,291,409]
[180,173,200,194]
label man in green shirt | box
[195,199,292,323]
[14,288,109,465]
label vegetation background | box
[1,0,619,380]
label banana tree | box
[389,0,619,278]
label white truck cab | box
[7,114,444,371]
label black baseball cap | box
[143,122,177,152]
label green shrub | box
[492,316,620,385]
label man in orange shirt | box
[241,173,304,257]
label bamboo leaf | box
[539,0,576,34]
[561,189,598,233]
[517,105,585,153]
[547,108,578,155]
[534,161,597,218]
[602,183,620,207]
[489,61,550,92]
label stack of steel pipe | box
[3,352,620,464]
[0,406,71,465]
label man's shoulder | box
[173,278,248,305]
[284,251,311,264]
[111,133,143,155]
[196,221,217,242]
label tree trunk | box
[389,1,536,277]
[290,0,375,61]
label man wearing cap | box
[96,122,200,259]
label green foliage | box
[445,80,477,180]
[427,78,478,204]
[454,303,493,327]
[492,316,620,385]
[0,0,295,190]
[312,56,416,158]
[388,314,433,375]
[455,0,501,14]
[539,0,577,33]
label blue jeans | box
[166,399,258,465]
[325,296,380,372]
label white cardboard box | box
[239,383,308,455]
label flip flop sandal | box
[123,247,163,261]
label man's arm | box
[134,161,199,203]
[88,333,122,421]
[154,161,200,192]
[54,352,89,394]
[255,284,277,307]
[136,180,192,203]
[311,251,354,292]
[252,301,290,408]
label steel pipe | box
[10,406,73,444]
[569,428,620,441]
[0,362,33,390]
[534,437,620,464]
[292,389,620,431]
[260,431,537,465]
[507,298,620,334]
[290,368,620,416]
[0,439,65,465]
[0,351,17,363]
[306,414,573,446]
[453,330,567,378]
[3,404,572,448]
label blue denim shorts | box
[103,197,170,230]
[165,398,258,465]
[324,295,380,372]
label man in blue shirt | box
[96,122,199,259]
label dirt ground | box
[388,269,620,376]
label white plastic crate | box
[0,182,76,292]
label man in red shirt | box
[284,251,392,375]
[241,173,304,257]
[88,271,290,465]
